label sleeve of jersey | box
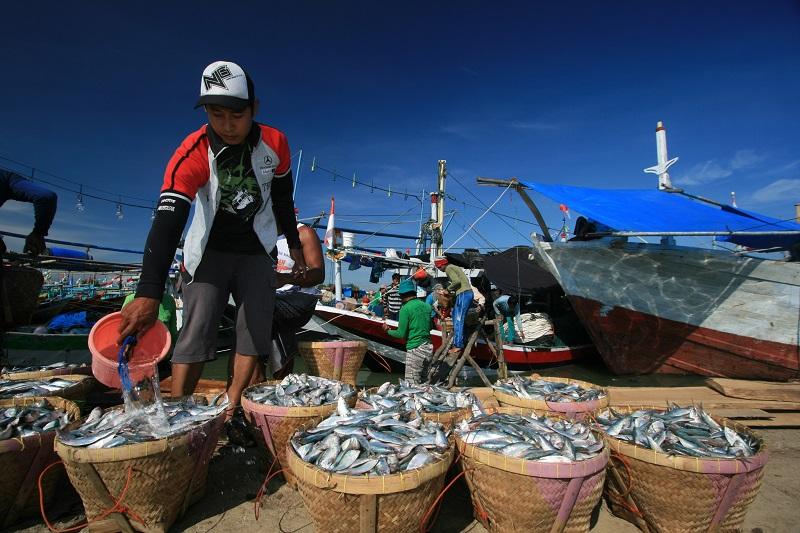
[136,137,207,300]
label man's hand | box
[117,297,160,344]
[381,322,391,331]
[23,232,46,256]
[289,247,308,281]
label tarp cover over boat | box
[523,181,800,251]
[482,246,559,296]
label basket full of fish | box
[0,374,95,402]
[358,380,478,429]
[0,396,80,528]
[1,362,92,380]
[54,395,228,533]
[454,407,608,532]
[240,374,356,486]
[594,404,768,533]
[286,402,454,533]
[493,374,608,420]
[297,339,367,386]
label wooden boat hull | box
[313,305,593,367]
[533,240,800,380]
[2,331,91,366]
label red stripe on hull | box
[314,308,591,365]
[569,296,800,381]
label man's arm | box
[444,266,461,293]
[275,225,324,287]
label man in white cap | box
[118,61,306,419]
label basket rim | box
[1,366,92,380]
[297,340,368,349]
[454,407,609,478]
[0,374,93,400]
[286,442,454,494]
[592,405,769,474]
[54,409,225,463]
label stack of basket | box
[54,407,225,532]
[0,396,81,529]
[0,374,95,403]
[599,406,768,532]
[298,340,366,386]
[241,380,357,486]
[494,375,608,421]
[456,407,608,532]
[287,429,454,533]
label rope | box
[367,350,394,374]
[254,457,287,520]
[606,452,644,518]
[353,205,419,248]
[38,462,145,532]
[444,184,513,252]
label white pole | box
[334,260,342,302]
[643,121,678,190]
[415,188,426,255]
[293,149,303,200]
[429,192,439,260]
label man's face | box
[392,277,400,286]
[206,103,258,145]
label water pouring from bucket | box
[89,312,172,433]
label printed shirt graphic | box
[216,144,262,221]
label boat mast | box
[643,121,679,190]
[429,160,446,262]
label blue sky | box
[1,1,798,287]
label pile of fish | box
[58,396,229,449]
[360,380,476,414]
[1,362,88,375]
[594,404,760,458]
[244,374,355,407]
[493,376,606,403]
[290,398,450,475]
[0,377,78,399]
[456,411,604,462]
[1,400,72,440]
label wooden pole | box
[359,494,378,533]
[447,327,481,387]
[494,318,508,380]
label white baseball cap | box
[195,60,255,111]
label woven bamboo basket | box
[0,374,94,403]
[1,365,93,380]
[456,407,609,533]
[494,375,608,421]
[241,380,357,487]
[54,409,225,533]
[298,340,367,386]
[357,387,473,430]
[0,396,81,528]
[597,406,768,533]
[287,440,454,533]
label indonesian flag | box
[323,197,335,250]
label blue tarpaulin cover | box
[523,181,800,250]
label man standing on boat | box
[382,279,433,383]
[0,169,57,257]
[382,273,403,320]
[434,257,472,354]
[118,61,306,415]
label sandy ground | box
[10,427,799,533]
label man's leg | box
[505,315,516,342]
[171,249,232,397]
[452,291,474,349]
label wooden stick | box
[493,318,508,380]
[359,494,378,533]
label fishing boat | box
[311,161,595,369]
[480,122,800,381]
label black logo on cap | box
[203,65,234,91]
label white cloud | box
[750,179,800,205]
[675,149,764,186]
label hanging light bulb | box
[116,197,124,220]
[76,185,85,211]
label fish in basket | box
[455,407,608,532]
[493,375,608,420]
[0,374,94,403]
[287,403,454,533]
[240,374,357,486]
[358,380,478,429]
[0,396,80,528]
[53,395,228,533]
[593,404,768,533]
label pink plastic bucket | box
[88,312,171,389]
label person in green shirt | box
[434,257,473,353]
[382,279,432,383]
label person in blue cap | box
[382,278,432,383]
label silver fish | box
[0,402,72,440]
[493,376,606,403]
[243,374,354,407]
[361,380,476,415]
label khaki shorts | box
[172,248,276,364]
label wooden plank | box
[706,378,800,403]
[608,386,800,411]
[736,413,800,428]
[707,408,774,419]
